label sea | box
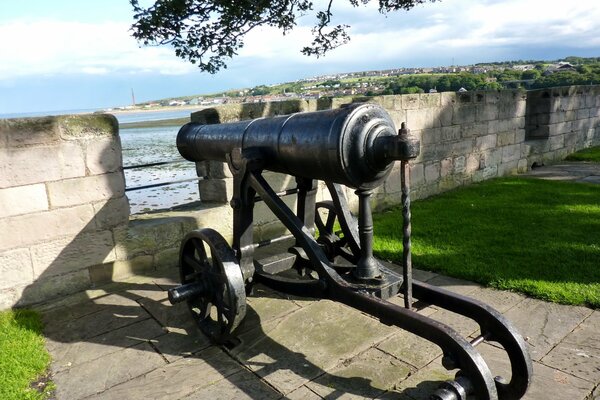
[2,108,203,214]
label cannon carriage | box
[168,103,532,400]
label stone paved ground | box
[38,264,599,400]
[525,161,600,184]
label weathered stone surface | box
[53,342,165,400]
[47,172,125,208]
[153,247,179,270]
[89,255,154,284]
[231,300,395,394]
[562,311,600,350]
[151,328,212,363]
[180,369,281,400]
[18,268,91,306]
[57,113,118,139]
[377,324,442,369]
[476,134,497,151]
[379,358,454,400]
[92,196,130,229]
[0,183,48,218]
[199,177,234,203]
[31,230,116,278]
[0,204,96,251]
[503,298,593,361]
[306,348,412,399]
[287,385,323,400]
[0,116,59,147]
[468,287,525,314]
[541,342,600,383]
[85,137,123,175]
[0,142,86,188]
[44,294,151,342]
[114,218,184,260]
[424,162,440,183]
[47,318,165,373]
[92,347,241,400]
[0,248,33,290]
[477,343,594,400]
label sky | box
[1,0,600,115]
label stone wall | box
[1,85,599,309]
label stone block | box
[154,247,179,270]
[0,248,34,290]
[85,138,123,175]
[206,160,232,179]
[388,109,408,129]
[497,131,516,146]
[47,172,125,208]
[440,92,456,106]
[57,113,118,140]
[89,255,154,285]
[475,134,497,151]
[198,178,233,203]
[517,158,528,173]
[410,163,425,187]
[114,218,184,260]
[440,158,453,177]
[577,108,590,120]
[441,126,461,141]
[92,196,130,230]
[498,160,519,176]
[502,144,521,163]
[401,93,420,110]
[407,108,440,130]
[0,204,96,252]
[419,93,441,108]
[460,122,486,138]
[438,107,453,127]
[0,117,59,147]
[17,268,91,306]
[453,156,466,174]
[478,104,498,122]
[0,142,86,188]
[452,105,477,125]
[421,128,441,145]
[0,183,48,218]
[424,162,440,183]
[466,154,479,173]
[549,134,565,151]
[30,230,116,278]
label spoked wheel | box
[315,201,356,262]
[168,228,246,344]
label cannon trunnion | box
[169,104,532,400]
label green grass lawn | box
[373,177,600,308]
[565,146,600,162]
[0,310,53,400]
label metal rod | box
[253,188,299,203]
[400,122,413,310]
[252,233,296,250]
[123,159,188,170]
[125,176,203,192]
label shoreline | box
[120,117,190,129]
[106,105,207,116]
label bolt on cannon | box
[169,103,532,400]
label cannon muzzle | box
[177,103,420,189]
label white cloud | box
[0,19,195,79]
[1,0,600,82]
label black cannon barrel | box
[177,103,419,189]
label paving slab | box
[377,358,455,400]
[178,369,281,400]
[503,297,593,361]
[525,162,600,184]
[306,348,412,399]
[476,343,595,400]
[52,341,166,400]
[229,300,396,394]
[48,318,165,372]
[541,342,600,384]
[90,347,241,400]
[287,385,324,399]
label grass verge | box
[0,310,53,400]
[373,177,600,308]
[565,146,600,162]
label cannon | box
[169,103,532,400]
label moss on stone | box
[57,114,118,139]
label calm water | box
[121,124,200,214]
